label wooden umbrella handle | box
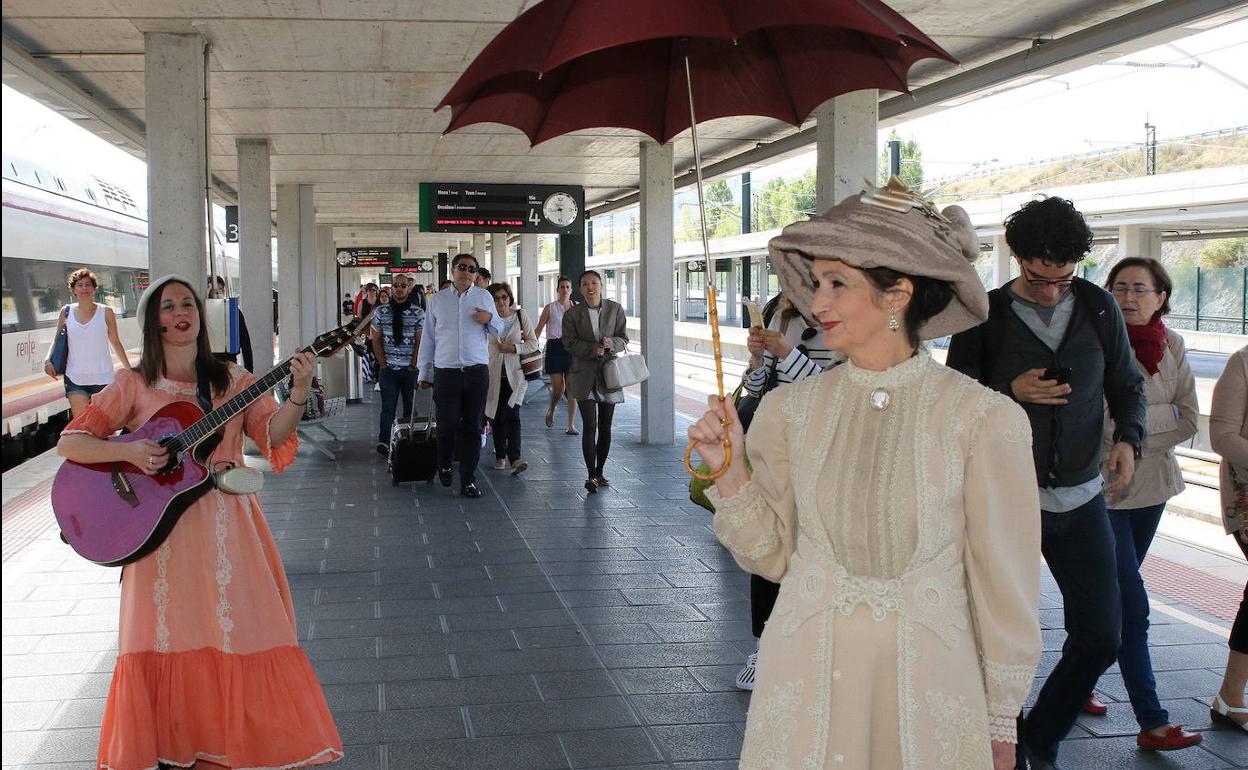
[684,434,732,480]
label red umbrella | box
[436,0,955,478]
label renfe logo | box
[14,334,44,372]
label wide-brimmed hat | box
[135,274,198,332]
[766,180,987,339]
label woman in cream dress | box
[689,185,1042,770]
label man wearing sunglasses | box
[417,254,505,498]
[947,196,1145,770]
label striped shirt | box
[743,314,843,396]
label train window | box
[55,177,67,192]
[1,258,146,334]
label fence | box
[1080,264,1247,335]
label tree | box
[1199,237,1248,268]
[754,169,817,231]
[877,130,923,193]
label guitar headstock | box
[310,311,375,357]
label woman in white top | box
[485,282,540,475]
[534,276,578,434]
[44,268,131,418]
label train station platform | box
[2,386,1245,770]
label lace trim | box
[212,490,235,652]
[741,679,804,770]
[840,351,930,388]
[101,746,344,770]
[927,689,991,769]
[983,657,1034,689]
[60,428,93,435]
[988,714,1018,744]
[708,481,782,563]
[152,542,172,652]
[153,379,199,397]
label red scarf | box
[1126,314,1167,376]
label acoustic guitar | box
[51,315,369,567]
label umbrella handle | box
[684,434,732,481]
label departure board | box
[419,182,584,234]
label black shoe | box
[438,466,452,487]
[461,483,482,498]
[376,442,389,458]
[1021,746,1061,770]
[584,478,598,494]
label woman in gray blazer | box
[562,270,629,493]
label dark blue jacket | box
[946,279,1146,489]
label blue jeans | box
[1108,502,1168,731]
[378,367,417,444]
[1023,492,1122,763]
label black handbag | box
[49,306,70,375]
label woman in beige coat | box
[562,270,628,494]
[1090,258,1203,750]
[689,186,1041,770]
[484,282,539,475]
[1211,344,1248,731]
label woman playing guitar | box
[57,275,342,770]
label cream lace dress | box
[707,353,1042,769]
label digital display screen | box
[337,247,402,267]
[419,182,584,234]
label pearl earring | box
[888,311,900,332]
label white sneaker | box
[373,383,381,392]
[735,651,758,691]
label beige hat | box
[135,274,197,332]
[766,180,988,340]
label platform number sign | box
[224,206,239,243]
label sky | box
[3,17,1246,202]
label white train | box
[1,154,240,467]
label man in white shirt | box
[417,254,505,498]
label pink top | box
[544,299,572,339]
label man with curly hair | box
[947,196,1146,770]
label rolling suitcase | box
[389,390,437,485]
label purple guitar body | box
[52,401,214,567]
[49,313,369,567]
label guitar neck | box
[175,359,294,448]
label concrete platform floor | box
[2,386,1244,769]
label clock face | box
[336,250,355,267]
[543,192,578,227]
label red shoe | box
[1136,725,1203,751]
[1082,695,1108,715]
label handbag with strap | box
[49,306,70,375]
[602,344,649,390]
[516,309,544,380]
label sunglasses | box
[454,263,478,273]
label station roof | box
[2,1,1242,253]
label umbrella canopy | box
[436,0,956,146]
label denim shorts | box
[64,375,107,398]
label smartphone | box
[1042,367,1072,385]
[745,300,764,328]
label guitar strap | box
[195,363,225,461]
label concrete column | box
[1118,225,1162,259]
[814,90,878,213]
[144,32,207,281]
[991,234,1012,287]
[316,225,334,334]
[519,233,539,313]
[472,234,487,266]
[491,233,508,283]
[676,264,688,321]
[726,258,738,322]
[236,138,273,374]
[298,186,317,350]
[276,183,314,360]
[639,140,675,445]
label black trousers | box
[577,400,615,478]
[433,366,489,486]
[750,574,781,639]
[1233,530,1248,654]
[492,378,522,463]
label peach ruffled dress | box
[62,366,343,770]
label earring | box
[888,311,900,332]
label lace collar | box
[839,349,931,389]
